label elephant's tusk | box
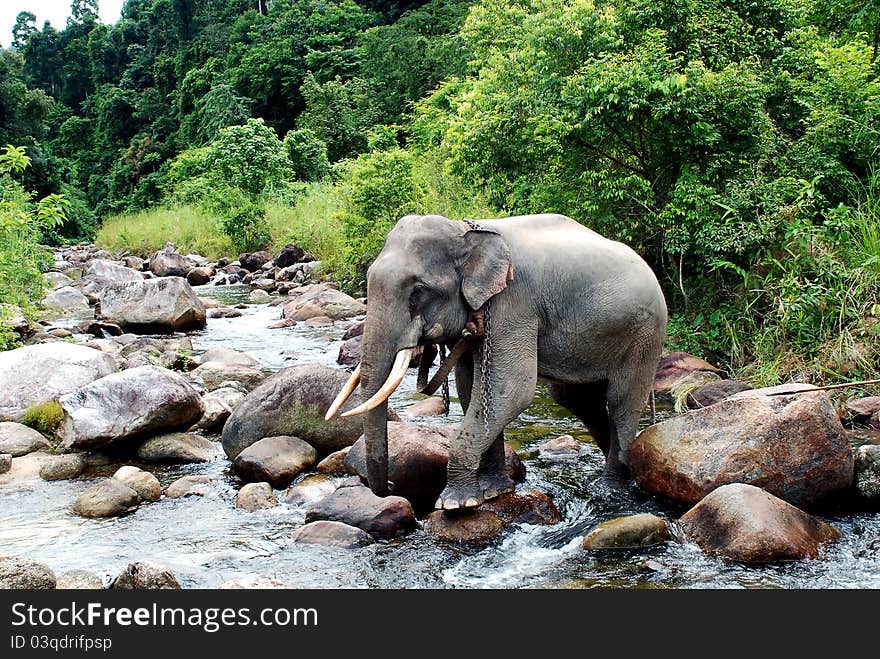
[341,348,413,418]
[324,363,361,420]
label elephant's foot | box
[478,472,515,501]
[602,463,631,488]
[435,481,484,510]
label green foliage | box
[21,401,64,438]
[220,201,271,253]
[207,118,292,196]
[283,128,330,182]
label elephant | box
[326,213,668,510]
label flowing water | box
[2,285,880,589]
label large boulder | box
[137,432,217,463]
[112,562,181,589]
[678,483,841,563]
[305,481,416,538]
[98,277,206,333]
[0,556,56,589]
[291,520,374,548]
[221,365,394,459]
[233,436,317,488]
[0,343,117,421]
[72,478,139,518]
[282,283,366,321]
[274,244,306,269]
[239,250,273,272]
[148,243,191,277]
[41,286,89,312]
[0,422,51,457]
[653,351,721,398]
[345,422,527,506]
[76,259,143,297]
[190,361,265,392]
[186,267,214,286]
[58,366,204,451]
[630,384,854,508]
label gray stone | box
[39,454,86,481]
[0,422,51,457]
[282,283,365,321]
[59,366,204,451]
[233,436,317,488]
[221,365,394,459]
[195,387,246,432]
[236,482,278,511]
[76,259,143,297]
[190,361,265,392]
[199,348,259,368]
[291,521,374,548]
[249,289,271,302]
[679,483,841,563]
[305,484,416,538]
[44,271,73,289]
[137,432,217,463]
[113,466,161,501]
[582,514,671,550]
[73,478,139,518]
[854,444,880,500]
[42,286,89,311]
[98,277,206,333]
[148,243,191,277]
[0,556,56,589]
[336,336,361,367]
[0,343,117,421]
[282,474,337,506]
[165,475,214,498]
[112,561,180,589]
[56,569,103,589]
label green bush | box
[21,400,65,439]
[221,202,271,253]
[283,128,330,182]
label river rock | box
[291,520,374,548]
[316,447,355,474]
[283,283,366,321]
[0,454,10,474]
[45,271,73,289]
[478,490,561,525]
[199,347,259,368]
[113,466,161,501]
[303,316,332,328]
[186,267,214,286]
[121,255,144,270]
[342,320,365,340]
[678,483,841,562]
[165,475,215,498]
[39,453,86,481]
[424,510,506,543]
[191,361,265,392]
[345,422,526,506]
[249,289,271,303]
[221,365,393,459]
[854,445,880,500]
[42,286,89,311]
[99,277,206,333]
[629,384,854,508]
[653,351,722,398]
[239,250,273,272]
[538,434,581,457]
[685,380,753,408]
[0,343,117,421]
[0,422,51,457]
[283,474,337,506]
[1,303,30,338]
[305,483,416,538]
[581,514,671,550]
[56,570,103,589]
[233,436,317,488]
[275,244,305,268]
[195,387,246,432]
[77,259,143,297]
[0,556,56,589]
[137,432,217,463]
[209,307,242,319]
[236,482,278,511]
[58,366,204,451]
[845,397,880,424]
[148,243,191,277]
[112,561,181,589]
[405,397,447,416]
[337,336,362,367]
[73,478,139,517]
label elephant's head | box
[325,214,514,496]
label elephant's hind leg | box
[548,381,611,457]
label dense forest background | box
[1,0,879,384]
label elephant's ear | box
[461,227,515,310]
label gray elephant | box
[326,213,667,510]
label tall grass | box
[96,206,233,259]
[265,183,347,262]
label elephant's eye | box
[409,283,429,316]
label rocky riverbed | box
[1,243,880,589]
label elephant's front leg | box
[437,321,538,510]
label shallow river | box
[2,285,879,588]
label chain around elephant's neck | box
[461,218,493,438]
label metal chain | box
[439,344,450,415]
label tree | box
[11,12,37,50]
[207,118,291,195]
